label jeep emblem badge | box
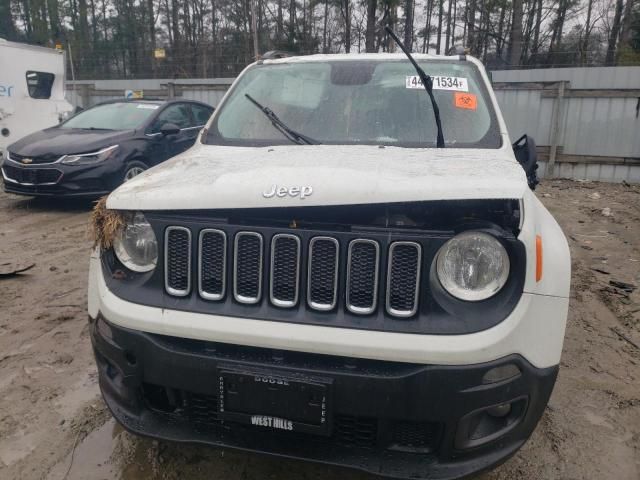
[263,185,313,199]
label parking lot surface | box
[0,180,638,480]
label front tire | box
[123,161,148,183]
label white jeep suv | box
[88,50,570,479]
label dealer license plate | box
[218,367,332,436]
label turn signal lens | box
[536,235,543,282]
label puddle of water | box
[46,419,155,480]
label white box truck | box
[0,38,73,158]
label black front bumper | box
[90,315,558,480]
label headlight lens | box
[61,145,118,165]
[436,231,510,302]
[113,212,158,272]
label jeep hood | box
[107,144,528,210]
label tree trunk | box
[605,0,624,65]
[436,0,443,54]
[366,0,377,52]
[277,0,284,41]
[0,0,18,40]
[422,0,434,52]
[445,0,453,54]
[322,0,329,53]
[404,0,413,48]
[46,0,61,42]
[341,0,351,53]
[496,0,507,58]
[147,0,156,75]
[522,0,536,62]
[466,0,476,54]
[508,0,523,66]
[289,0,296,46]
[531,0,542,58]
[581,0,594,65]
[452,0,457,49]
[618,0,635,54]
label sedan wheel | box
[124,165,146,182]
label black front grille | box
[347,240,380,314]
[199,229,226,300]
[335,414,378,448]
[187,393,220,432]
[2,164,62,185]
[270,234,300,307]
[390,421,440,452]
[234,232,263,303]
[387,242,421,317]
[165,227,191,295]
[307,237,339,311]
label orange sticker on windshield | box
[454,92,477,110]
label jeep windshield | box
[205,59,502,148]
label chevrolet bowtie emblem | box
[21,158,33,164]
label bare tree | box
[508,0,523,66]
[605,0,625,64]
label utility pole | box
[250,0,259,59]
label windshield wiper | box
[385,26,445,148]
[244,93,320,145]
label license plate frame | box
[218,365,333,436]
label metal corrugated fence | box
[66,66,640,183]
[492,67,640,183]
[66,78,234,109]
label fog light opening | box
[124,351,137,366]
[455,397,528,450]
[487,403,512,418]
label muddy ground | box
[0,180,639,480]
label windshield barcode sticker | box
[136,104,159,109]
[406,76,469,92]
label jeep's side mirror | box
[512,134,539,190]
[160,123,181,136]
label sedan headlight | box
[436,231,510,302]
[113,212,158,272]
[61,145,118,165]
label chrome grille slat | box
[165,226,192,296]
[307,237,339,311]
[346,239,380,315]
[198,229,227,301]
[386,241,422,317]
[270,234,301,307]
[233,232,263,304]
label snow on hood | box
[107,144,528,211]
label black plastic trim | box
[90,315,558,480]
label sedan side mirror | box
[160,123,181,136]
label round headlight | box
[113,212,158,272]
[436,231,510,302]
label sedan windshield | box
[205,59,501,148]
[61,102,160,130]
